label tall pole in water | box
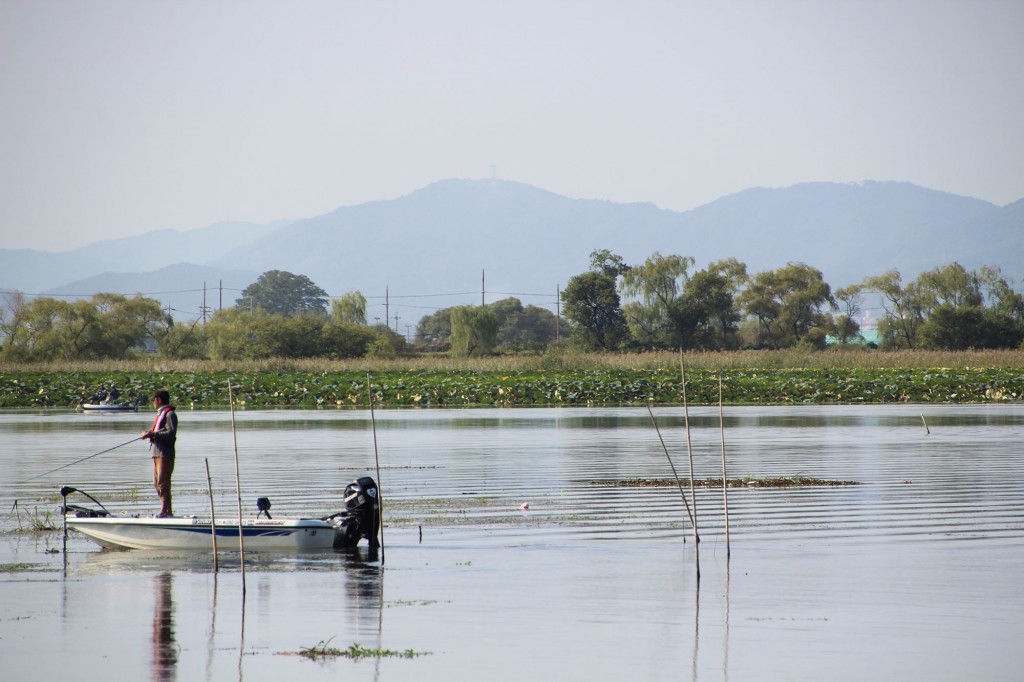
[681,352,700,582]
[229,381,246,594]
[367,373,385,563]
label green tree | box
[861,270,924,349]
[979,266,1024,319]
[487,297,559,351]
[914,264,1024,350]
[331,291,367,325]
[918,305,1024,350]
[832,284,864,344]
[449,306,498,357]
[914,262,982,310]
[155,320,207,359]
[321,321,377,358]
[0,293,163,361]
[673,264,743,350]
[205,307,263,360]
[237,270,329,317]
[489,297,525,337]
[90,293,165,357]
[738,262,835,349]
[620,252,694,347]
[501,304,559,351]
[254,315,326,358]
[589,249,630,278]
[865,263,1016,350]
[561,270,627,351]
[415,308,453,348]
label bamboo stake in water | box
[228,381,246,594]
[719,375,730,561]
[921,414,930,434]
[646,403,696,536]
[205,457,218,571]
[680,352,700,581]
[367,373,385,563]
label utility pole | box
[385,287,389,330]
[202,282,208,324]
[481,269,485,307]
[219,280,222,311]
[556,284,560,342]
[393,314,400,334]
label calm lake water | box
[1,404,1022,681]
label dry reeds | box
[4,348,1023,374]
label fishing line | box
[25,436,144,482]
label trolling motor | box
[60,486,111,518]
[59,486,111,554]
[328,476,380,549]
[256,496,272,519]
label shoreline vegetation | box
[2,349,1022,409]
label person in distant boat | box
[93,384,108,403]
[141,389,177,517]
[104,385,120,405]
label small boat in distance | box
[78,397,142,412]
[60,477,381,551]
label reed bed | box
[3,347,1023,374]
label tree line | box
[2,258,1022,362]
[559,250,1024,352]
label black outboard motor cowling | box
[334,476,380,549]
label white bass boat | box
[60,478,380,551]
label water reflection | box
[342,546,384,637]
[152,572,178,682]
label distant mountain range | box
[2,179,1021,327]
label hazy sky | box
[2,0,1022,251]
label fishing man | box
[141,389,177,517]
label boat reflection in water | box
[151,572,177,682]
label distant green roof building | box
[827,328,879,346]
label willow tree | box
[332,290,367,325]
[619,252,694,347]
[739,262,835,349]
[449,305,498,357]
[673,260,746,350]
[0,292,164,361]
[861,270,926,349]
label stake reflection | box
[151,572,178,682]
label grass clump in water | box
[3,506,61,533]
[297,640,430,661]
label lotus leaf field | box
[1,367,1022,408]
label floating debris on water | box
[591,477,860,488]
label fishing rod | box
[25,436,144,482]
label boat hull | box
[79,403,138,412]
[67,515,338,551]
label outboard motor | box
[334,476,380,549]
